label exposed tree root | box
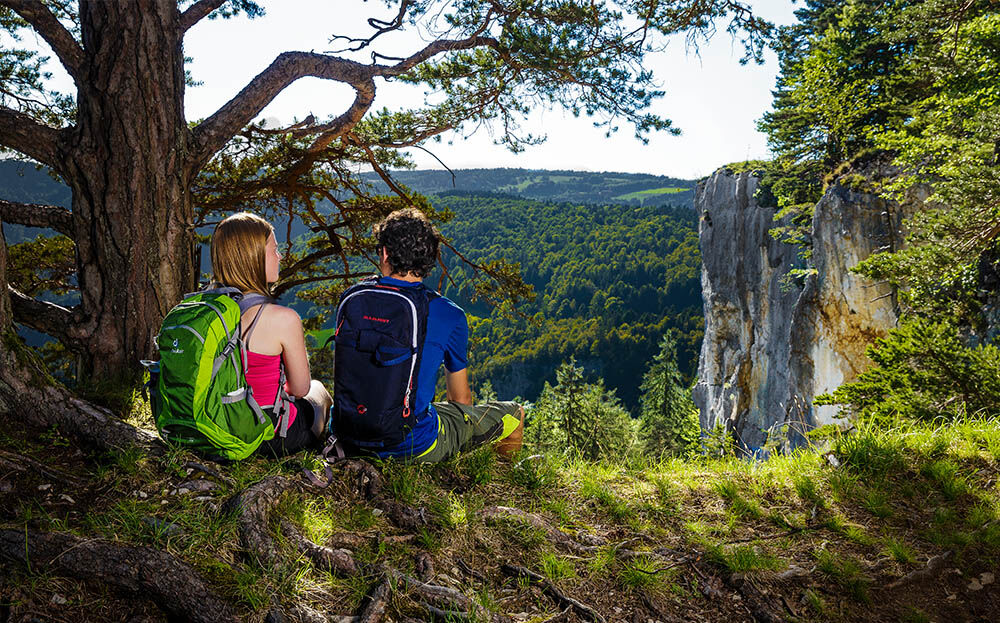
[0,448,85,487]
[885,551,951,590]
[267,603,332,623]
[724,571,786,623]
[222,475,295,565]
[338,460,427,530]
[501,563,606,623]
[539,606,572,623]
[0,527,236,623]
[415,551,434,581]
[1,347,162,456]
[480,506,597,555]
[357,579,391,623]
[326,533,415,550]
[384,567,484,616]
[281,519,358,576]
[420,602,474,621]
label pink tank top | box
[244,351,297,427]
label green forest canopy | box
[431,191,702,412]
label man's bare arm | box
[446,368,473,405]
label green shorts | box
[413,400,522,463]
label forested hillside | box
[432,192,702,411]
[3,162,701,410]
[362,168,696,208]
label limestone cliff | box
[692,169,911,452]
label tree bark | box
[0,222,161,453]
[66,0,195,379]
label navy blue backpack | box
[332,276,438,449]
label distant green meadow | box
[307,328,335,347]
[613,186,687,201]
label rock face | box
[693,169,907,452]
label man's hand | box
[446,368,473,405]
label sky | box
[179,1,800,179]
[28,1,799,180]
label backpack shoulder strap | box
[236,293,274,315]
[186,285,242,299]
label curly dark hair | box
[374,208,440,278]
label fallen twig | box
[183,460,232,485]
[723,526,808,545]
[0,449,86,487]
[457,557,487,582]
[501,563,606,623]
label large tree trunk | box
[67,0,194,379]
[1,221,162,451]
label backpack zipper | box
[161,324,205,345]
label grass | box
[539,552,576,581]
[814,548,871,603]
[579,475,635,521]
[617,556,670,592]
[883,536,917,563]
[6,415,1000,622]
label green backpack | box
[142,288,292,460]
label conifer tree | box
[638,332,700,457]
[556,357,588,452]
[526,359,637,460]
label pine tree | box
[524,359,638,460]
[639,332,700,458]
[555,357,588,453]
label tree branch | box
[178,0,227,32]
[0,0,84,81]
[0,105,65,169]
[0,199,72,236]
[8,285,82,349]
[302,80,376,154]
[189,34,498,171]
[272,272,368,297]
[189,52,372,170]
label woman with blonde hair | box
[210,212,331,456]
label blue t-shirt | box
[375,277,468,458]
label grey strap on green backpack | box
[237,293,292,439]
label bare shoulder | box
[265,303,303,331]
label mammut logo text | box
[363,316,390,323]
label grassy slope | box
[2,413,999,622]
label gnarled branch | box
[0,199,72,236]
[0,105,65,169]
[8,285,81,349]
[189,34,498,171]
[178,0,227,32]
[0,0,84,81]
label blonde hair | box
[211,212,274,295]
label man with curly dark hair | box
[340,208,524,462]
